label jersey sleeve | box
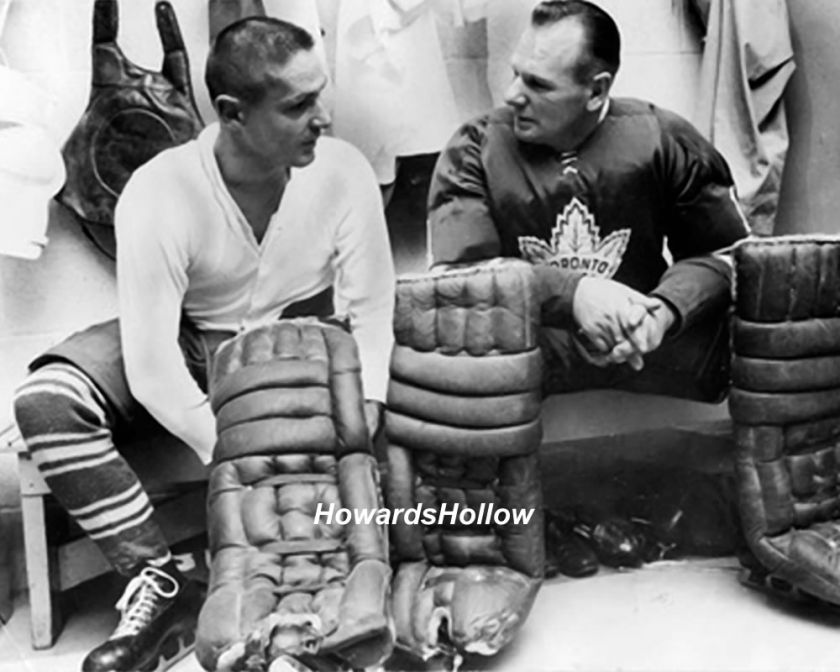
[656,107,750,257]
[427,117,501,265]
[652,109,750,331]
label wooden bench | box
[1,423,208,649]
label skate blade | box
[139,628,197,672]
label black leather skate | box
[82,566,201,672]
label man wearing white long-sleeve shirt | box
[13,17,394,672]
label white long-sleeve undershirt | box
[115,124,395,463]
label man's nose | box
[312,97,331,129]
[503,77,527,109]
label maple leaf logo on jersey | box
[518,198,630,278]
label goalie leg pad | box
[732,238,840,606]
[386,260,545,663]
[196,320,393,671]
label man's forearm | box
[533,264,586,328]
[122,337,217,464]
[128,374,217,464]
[651,256,733,334]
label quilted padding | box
[196,320,393,671]
[385,259,544,664]
[731,237,840,605]
[734,237,840,322]
[733,317,840,359]
[393,260,540,354]
[732,355,840,392]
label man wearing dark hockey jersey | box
[427,0,750,576]
[429,0,749,399]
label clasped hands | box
[571,276,676,371]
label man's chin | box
[512,121,544,145]
[292,145,317,167]
[513,130,548,148]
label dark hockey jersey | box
[428,98,750,330]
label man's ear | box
[214,94,245,125]
[586,72,613,112]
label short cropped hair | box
[531,0,621,82]
[205,17,314,105]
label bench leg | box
[20,494,62,649]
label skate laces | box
[110,566,179,639]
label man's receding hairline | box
[528,17,598,83]
[529,2,620,80]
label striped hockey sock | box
[13,362,171,575]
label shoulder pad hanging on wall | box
[57,0,204,260]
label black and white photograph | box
[0,0,833,670]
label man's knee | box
[13,362,113,443]
[539,315,730,401]
[640,315,730,401]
